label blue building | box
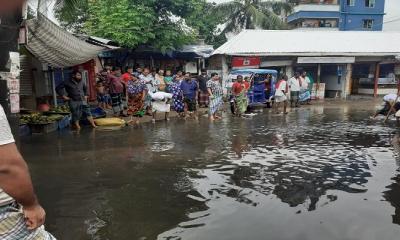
[287,0,385,31]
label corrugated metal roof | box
[213,30,400,57]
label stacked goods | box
[46,105,71,115]
[20,113,65,134]
[20,113,60,125]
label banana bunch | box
[20,113,58,125]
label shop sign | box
[378,77,397,85]
[232,57,261,69]
[298,57,355,64]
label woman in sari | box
[126,75,148,124]
[207,73,224,121]
[170,78,185,117]
[232,75,250,116]
[299,71,313,104]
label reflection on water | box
[384,133,400,225]
[19,103,400,240]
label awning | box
[74,34,120,49]
[98,44,214,60]
[175,44,214,59]
[26,14,104,68]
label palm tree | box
[36,0,79,12]
[213,0,293,34]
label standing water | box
[20,102,400,240]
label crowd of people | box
[92,67,226,125]
[56,66,315,129]
[273,71,313,115]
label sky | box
[384,0,400,31]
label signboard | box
[232,57,261,69]
[9,52,20,78]
[298,57,355,64]
[311,83,325,100]
[378,77,397,85]
[7,78,20,94]
[359,77,398,85]
[260,60,292,67]
[9,94,20,114]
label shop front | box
[212,30,400,99]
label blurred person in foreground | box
[0,104,56,239]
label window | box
[365,0,375,8]
[363,19,374,29]
[347,0,355,6]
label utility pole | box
[0,7,22,137]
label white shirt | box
[276,80,287,92]
[383,94,400,102]
[300,76,309,90]
[289,77,301,92]
[139,74,156,92]
[0,105,15,205]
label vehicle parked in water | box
[228,69,278,107]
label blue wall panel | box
[340,14,384,30]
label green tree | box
[213,0,293,34]
[186,2,227,48]
[84,0,158,48]
[55,0,216,52]
[54,0,89,33]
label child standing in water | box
[164,70,174,93]
[96,81,107,109]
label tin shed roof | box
[213,30,400,57]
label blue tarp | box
[230,69,278,105]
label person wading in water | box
[56,71,97,130]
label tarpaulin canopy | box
[26,14,104,68]
[74,34,120,49]
[98,44,214,60]
[175,44,214,59]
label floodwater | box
[19,101,400,240]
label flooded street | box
[19,101,400,240]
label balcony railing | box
[295,0,338,5]
[292,3,340,13]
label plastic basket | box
[91,107,107,119]
[19,124,31,137]
[30,122,58,134]
[58,115,71,130]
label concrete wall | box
[31,57,52,98]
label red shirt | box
[232,81,250,95]
[121,73,133,84]
[107,74,124,94]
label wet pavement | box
[19,100,400,240]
